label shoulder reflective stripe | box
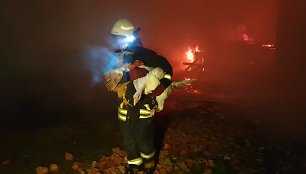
[120,102,124,109]
[144,104,151,110]
[164,74,172,80]
[127,158,143,165]
[118,113,127,121]
[140,150,156,159]
[118,108,127,115]
[140,109,151,115]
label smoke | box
[82,45,116,85]
[82,35,143,85]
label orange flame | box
[261,44,276,49]
[186,49,194,62]
[185,46,201,62]
[183,46,203,94]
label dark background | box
[0,0,305,133]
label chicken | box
[133,67,196,111]
[133,67,165,105]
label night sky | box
[1,0,305,127]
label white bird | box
[133,67,165,105]
[133,67,196,111]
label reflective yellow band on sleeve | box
[144,104,151,111]
[127,158,143,165]
[139,115,153,119]
[118,113,127,121]
[164,74,172,80]
[119,102,124,109]
[140,109,151,115]
[139,109,155,118]
[140,150,156,159]
[118,108,127,115]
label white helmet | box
[111,19,136,36]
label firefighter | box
[104,19,173,174]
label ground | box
[0,89,305,174]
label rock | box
[112,147,121,155]
[180,150,188,156]
[224,155,231,160]
[173,165,180,171]
[49,164,58,172]
[112,156,125,164]
[0,160,10,166]
[163,143,170,150]
[159,168,168,174]
[98,161,106,167]
[184,159,194,168]
[72,162,80,171]
[203,168,213,174]
[86,167,99,174]
[156,164,162,169]
[153,170,160,174]
[103,166,117,174]
[36,167,48,174]
[207,160,215,168]
[65,152,74,161]
[105,159,117,166]
[178,161,190,172]
[161,158,173,166]
[118,165,125,173]
[166,165,174,172]
[91,161,97,168]
[158,150,166,161]
[78,168,86,174]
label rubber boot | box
[125,164,140,174]
[143,160,155,174]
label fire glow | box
[182,46,204,94]
[261,44,276,49]
[185,46,200,62]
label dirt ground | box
[0,89,305,174]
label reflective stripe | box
[118,113,153,120]
[118,108,155,121]
[140,109,151,115]
[118,113,127,121]
[164,74,172,80]
[127,158,143,165]
[139,115,152,119]
[144,104,151,111]
[119,102,124,109]
[140,150,156,159]
[118,108,127,115]
[140,108,155,118]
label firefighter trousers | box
[118,105,156,168]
